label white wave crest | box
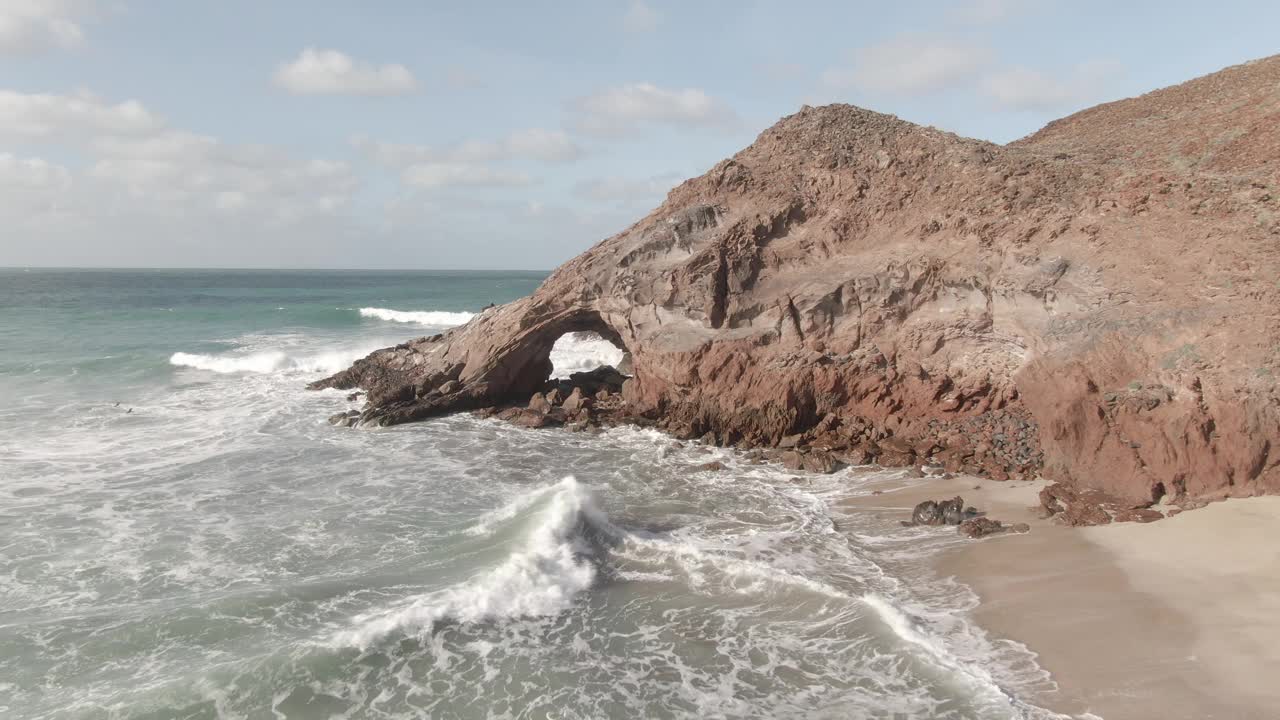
[550,332,625,379]
[169,347,373,375]
[359,307,475,326]
[862,593,1034,713]
[334,477,616,648]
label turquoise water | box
[0,269,544,407]
[0,270,1066,719]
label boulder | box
[910,496,971,526]
[777,433,803,449]
[781,450,804,471]
[1039,483,1115,526]
[528,392,552,414]
[801,450,840,474]
[911,500,942,526]
[328,410,360,427]
[938,496,967,525]
[511,409,559,429]
[958,517,1006,539]
[562,387,593,414]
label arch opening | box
[549,330,628,379]
[491,310,633,403]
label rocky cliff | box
[313,57,1280,522]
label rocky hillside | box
[314,56,1280,522]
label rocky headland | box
[313,56,1280,525]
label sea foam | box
[334,477,616,649]
[169,347,373,375]
[548,331,625,379]
[359,307,476,326]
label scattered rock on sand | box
[957,518,1033,539]
[958,517,1006,539]
[909,496,974,526]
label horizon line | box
[0,265,555,273]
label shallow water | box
[0,269,1065,719]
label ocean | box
[0,269,1065,719]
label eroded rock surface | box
[313,57,1280,520]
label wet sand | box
[842,474,1280,720]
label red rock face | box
[313,56,1280,517]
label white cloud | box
[401,163,531,189]
[354,128,583,166]
[0,89,161,139]
[982,60,1122,111]
[353,128,582,191]
[571,82,736,135]
[0,152,72,188]
[502,128,584,163]
[0,88,358,237]
[0,153,73,225]
[822,34,993,95]
[273,48,418,96]
[350,135,435,166]
[85,130,357,218]
[0,0,88,54]
[623,0,662,32]
[573,172,683,204]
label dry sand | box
[841,474,1280,720]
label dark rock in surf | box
[328,410,360,427]
[910,496,971,526]
[958,517,1006,539]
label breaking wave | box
[334,477,617,648]
[169,346,375,375]
[549,331,625,379]
[359,307,476,326]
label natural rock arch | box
[315,60,1280,517]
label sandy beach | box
[841,474,1280,720]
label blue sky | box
[1,0,1277,269]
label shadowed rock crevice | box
[314,57,1280,520]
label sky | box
[1,1,1278,270]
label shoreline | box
[842,473,1280,719]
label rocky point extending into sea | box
[313,55,1280,527]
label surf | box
[333,477,618,649]
[169,345,380,375]
[358,307,476,326]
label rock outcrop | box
[312,57,1280,521]
[907,497,974,526]
[958,517,1031,539]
